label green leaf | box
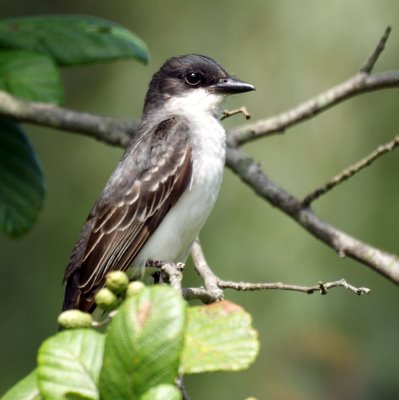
[139,384,182,400]
[0,370,42,400]
[0,15,149,66]
[180,300,259,374]
[0,118,45,238]
[99,286,186,400]
[0,50,63,103]
[37,329,104,400]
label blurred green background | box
[1,1,399,399]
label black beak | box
[210,77,255,94]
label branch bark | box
[227,70,399,146]
[0,90,134,147]
[188,241,370,302]
[225,147,399,283]
[227,27,395,146]
[218,279,370,296]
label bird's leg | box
[146,259,169,284]
[146,259,167,268]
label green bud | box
[95,287,119,311]
[126,281,145,297]
[57,310,93,329]
[105,271,129,294]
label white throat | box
[164,88,226,119]
[133,88,227,269]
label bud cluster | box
[58,271,145,329]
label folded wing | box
[63,116,192,311]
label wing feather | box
[63,116,192,311]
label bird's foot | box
[146,259,167,268]
[146,259,168,284]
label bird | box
[62,54,255,312]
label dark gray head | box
[143,54,255,113]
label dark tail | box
[62,271,81,311]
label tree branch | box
[228,70,399,146]
[225,147,399,284]
[190,239,224,301]
[302,134,399,206]
[187,241,370,302]
[0,90,134,147]
[227,27,396,146]
[218,278,370,296]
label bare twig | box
[360,26,391,73]
[226,146,399,284]
[218,278,370,296]
[183,279,369,303]
[190,240,224,302]
[303,135,399,206]
[187,242,370,302]
[182,286,216,303]
[228,71,399,146]
[228,27,395,146]
[222,106,251,120]
[160,263,185,291]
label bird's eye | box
[185,72,201,86]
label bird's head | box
[143,54,255,117]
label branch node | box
[318,281,328,295]
[360,26,392,74]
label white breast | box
[133,89,227,269]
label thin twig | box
[182,279,370,303]
[228,27,394,146]
[187,242,370,302]
[228,70,399,146]
[226,147,399,284]
[302,135,399,206]
[218,278,370,296]
[221,106,251,120]
[360,26,391,73]
[190,240,224,302]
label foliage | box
[0,15,149,238]
[0,119,45,237]
[1,282,259,400]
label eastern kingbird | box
[63,54,255,311]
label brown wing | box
[63,116,192,311]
